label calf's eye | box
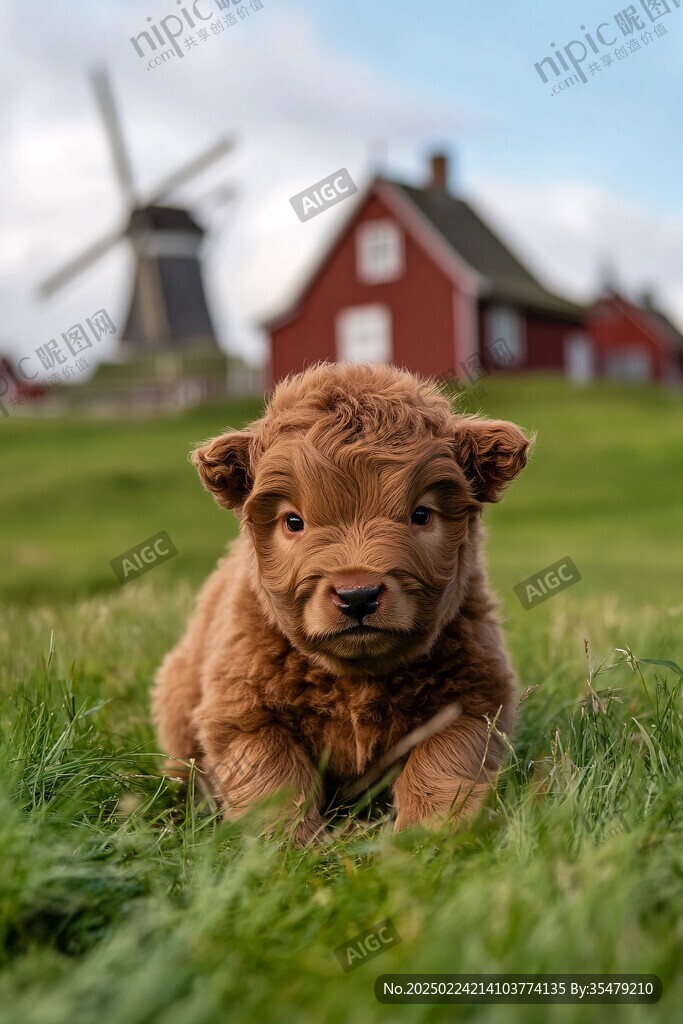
[285,512,305,532]
[410,506,432,526]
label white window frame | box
[356,220,404,284]
[486,305,525,365]
[336,304,392,364]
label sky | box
[1,0,683,374]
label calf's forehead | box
[251,429,461,523]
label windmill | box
[40,70,236,355]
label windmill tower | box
[40,71,237,408]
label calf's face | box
[193,379,530,676]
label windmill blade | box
[91,68,136,203]
[38,227,125,297]
[146,137,237,204]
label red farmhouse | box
[587,289,683,383]
[265,154,589,385]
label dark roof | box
[641,305,683,353]
[391,181,586,318]
[128,204,204,235]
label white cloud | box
[471,178,683,330]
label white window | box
[604,347,652,381]
[336,305,392,364]
[356,220,403,284]
[565,334,595,384]
[486,306,524,365]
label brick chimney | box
[428,152,450,191]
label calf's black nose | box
[335,585,381,621]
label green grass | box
[0,376,681,1023]
[1,377,681,606]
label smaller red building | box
[0,355,46,417]
[587,289,683,383]
[265,154,588,385]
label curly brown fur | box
[152,362,532,842]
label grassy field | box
[0,376,681,1023]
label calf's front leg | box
[201,724,325,846]
[392,712,507,831]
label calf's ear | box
[191,430,256,511]
[453,418,533,503]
